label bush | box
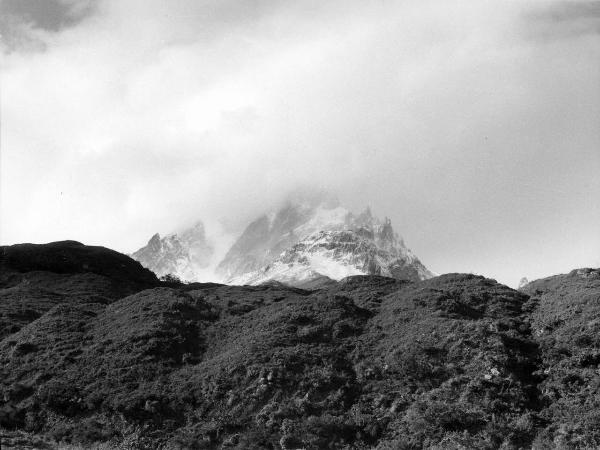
[37,380,84,416]
[160,273,184,286]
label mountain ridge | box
[220,200,433,286]
[132,197,433,286]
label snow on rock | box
[131,194,434,287]
[223,197,433,287]
[131,221,213,281]
[518,277,530,289]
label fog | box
[1,0,599,286]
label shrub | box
[160,273,184,286]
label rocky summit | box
[131,222,214,281]
[132,195,433,286]
[218,198,433,287]
[1,241,599,449]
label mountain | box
[130,195,432,286]
[131,221,213,281]
[218,197,433,286]
[1,241,599,448]
[518,276,530,289]
[216,194,343,280]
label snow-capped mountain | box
[131,221,213,281]
[131,193,434,286]
[219,196,433,286]
[216,193,347,280]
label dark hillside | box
[1,241,158,286]
[0,241,159,340]
[0,242,598,449]
[327,275,409,310]
[521,268,600,448]
[355,274,542,449]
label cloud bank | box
[1,0,599,286]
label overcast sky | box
[1,0,599,287]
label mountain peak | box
[132,221,213,281]
[220,200,433,286]
[131,198,432,286]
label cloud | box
[1,0,599,286]
[2,0,95,30]
[524,0,600,40]
[0,0,97,51]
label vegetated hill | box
[520,268,600,448]
[0,242,598,449]
[0,241,159,341]
[1,241,158,286]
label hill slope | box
[0,241,159,341]
[521,268,600,448]
[1,242,598,449]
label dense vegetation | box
[521,269,600,448]
[0,241,598,449]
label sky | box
[0,0,599,287]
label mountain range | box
[132,196,433,287]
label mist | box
[1,0,599,287]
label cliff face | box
[131,222,214,281]
[2,241,599,448]
[231,227,432,287]
[130,196,433,286]
[219,200,433,286]
[215,200,345,281]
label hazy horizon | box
[1,0,599,288]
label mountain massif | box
[132,197,433,287]
[1,241,599,449]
